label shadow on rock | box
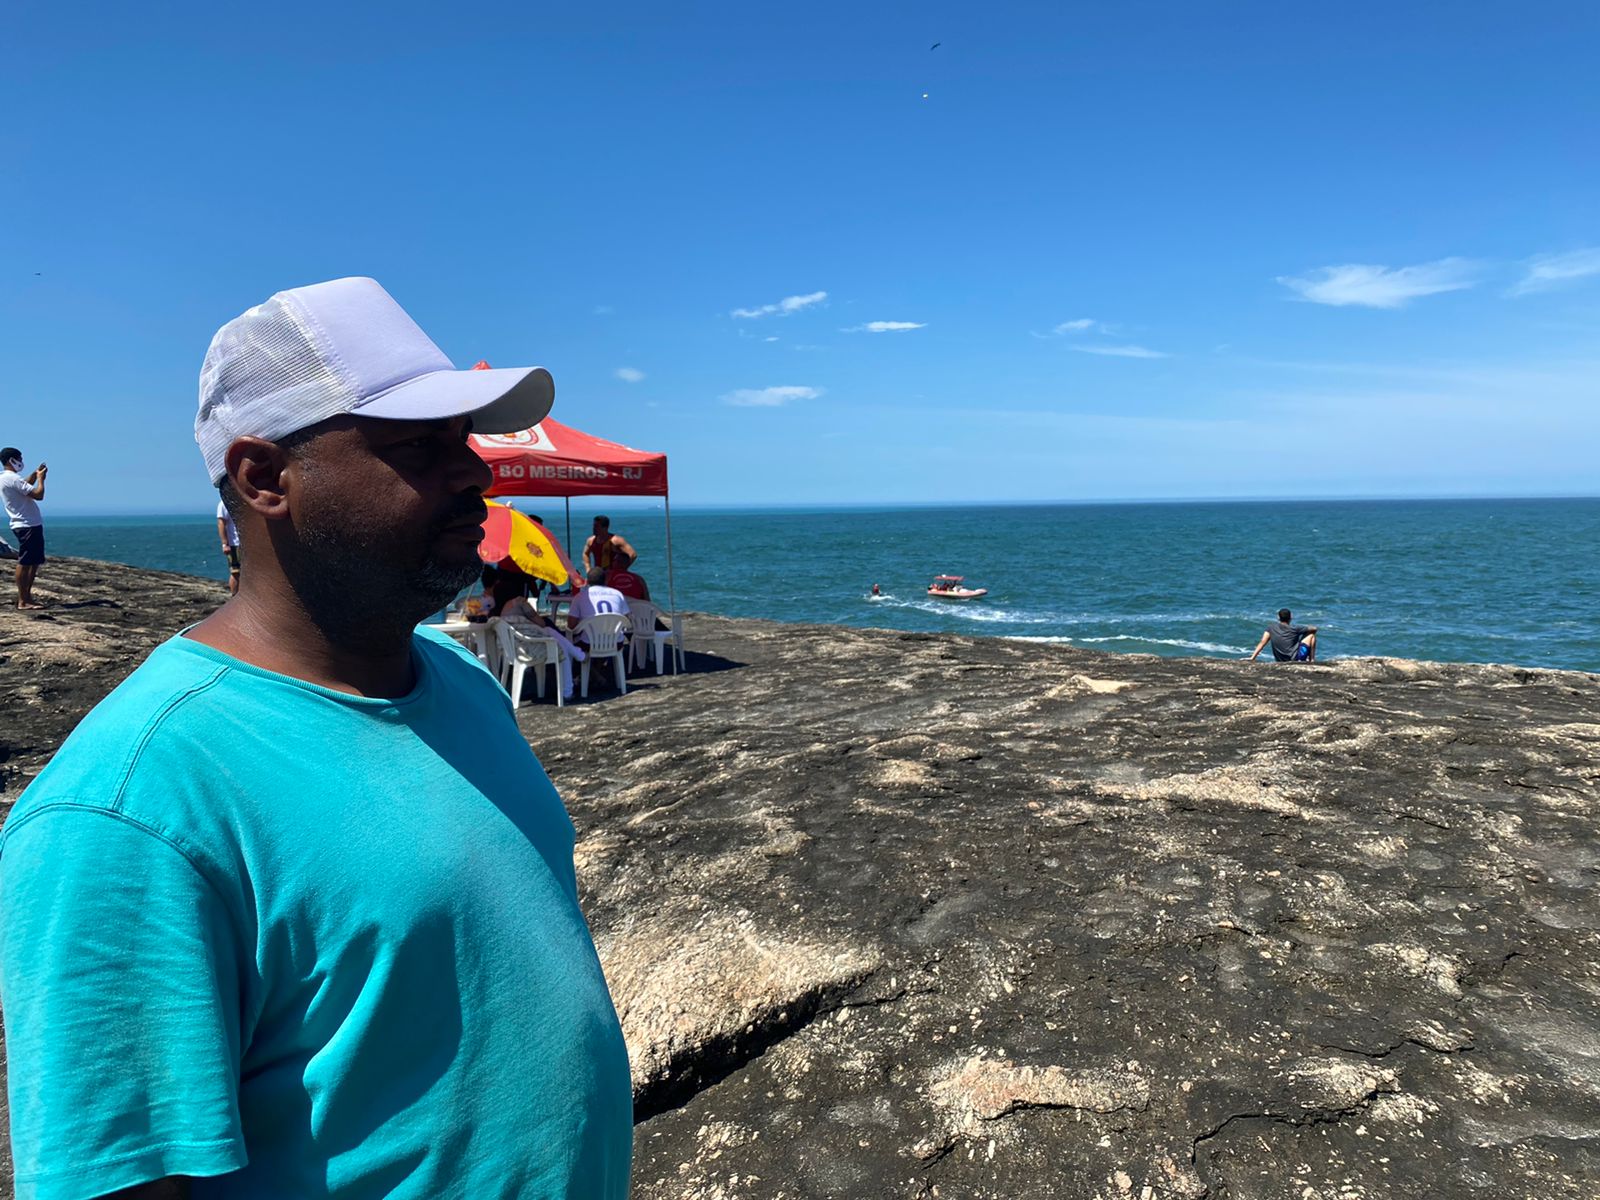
[680,650,746,675]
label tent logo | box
[475,425,555,452]
[495,464,608,481]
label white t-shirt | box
[569,585,630,625]
[216,499,239,548]
[1,469,41,530]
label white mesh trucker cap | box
[196,276,554,484]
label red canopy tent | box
[468,414,678,616]
[473,417,667,498]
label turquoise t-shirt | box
[0,628,632,1199]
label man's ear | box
[225,437,297,520]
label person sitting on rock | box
[1248,608,1318,662]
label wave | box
[866,597,1258,626]
[869,596,1056,624]
[1076,635,1248,654]
[868,596,1261,654]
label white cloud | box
[764,336,780,342]
[722,385,822,407]
[1071,344,1170,359]
[614,367,645,383]
[1034,317,1115,339]
[731,291,828,319]
[1276,258,1478,308]
[845,320,927,333]
[1508,247,1600,297]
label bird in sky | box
[930,42,941,50]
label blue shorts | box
[15,525,44,566]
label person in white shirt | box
[0,447,47,610]
[566,568,631,685]
[567,568,630,632]
[217,498,242,595]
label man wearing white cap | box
[0,279,633,1198]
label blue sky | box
[3,1,1597,513]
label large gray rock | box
[537,618,1600,1199]
[3,560,1598,1199]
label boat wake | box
[870,595,1055,624]
[866,597,1256,656]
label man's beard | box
[283,493,487,645]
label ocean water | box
[33,498,1600,672]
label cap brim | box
[356,366,554,434]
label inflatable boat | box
[927,574,988,600]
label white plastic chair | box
[494,619,566,707]
[481,617,503,678]
[467,622,494,671]
[573,613,630,698]
[626,602,685,675]
[432,617,495,671]
[656,611,686,674]
[627,600,664,674]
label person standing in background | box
[582,514,636,575]
[0,447,47,610]
[216,496,241,594]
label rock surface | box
[3,559,1599,1199]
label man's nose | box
[454,436,495,493]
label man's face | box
[593,519,607,537]
[280,414,493,619]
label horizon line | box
[41,491,1600,520]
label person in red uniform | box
[605,565,649,601]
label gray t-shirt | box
[1266,620,1312,661]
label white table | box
[421,619,493,666]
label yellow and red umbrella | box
[477,500,580,589]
